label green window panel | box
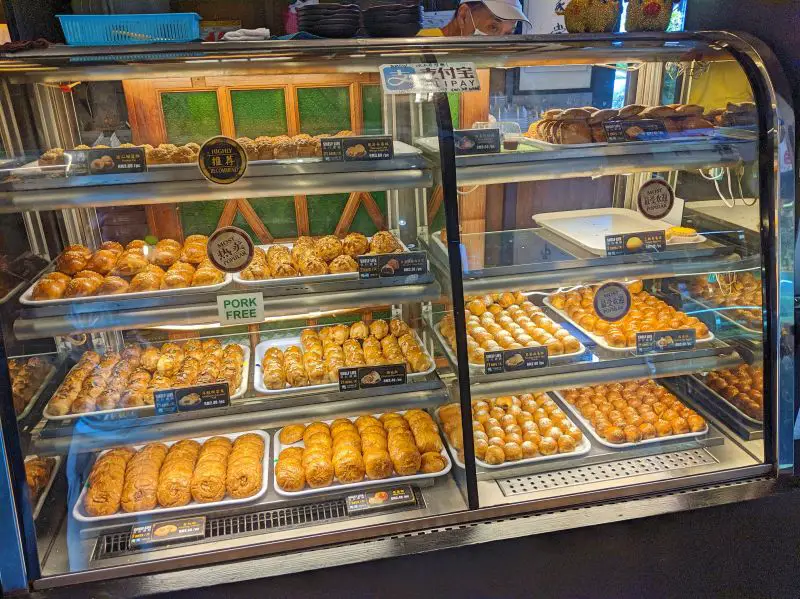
[361,85,384,135]
[306,191,386,237]
[430,202,445,235]
[179,198,297,242]
[179,200,227,238]
[297,87,351,135]
[161,91,221,145]
[231,89,288,138]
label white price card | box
[380,63,479,95]
[217,292,264,326]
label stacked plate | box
[363,2,422,37]
[298,4,361,38]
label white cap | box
[461,0,530,24]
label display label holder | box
[636,329,697,354]
[345,484,416,515]
[130,516,206,549]
[484,346,548,375]
[321,135,393,162]
[67,147,147,176]
[603,119,669,143]
[338,364,408,392]
[453,128,501,155]
[357,251,427,279]
[605,230,666,256]
[154,382,231,415]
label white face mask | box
[465,7,489,35]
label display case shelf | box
[415,136,754,185]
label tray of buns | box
[234,232,410,286]
[9,356,56,421]
[533,208,706,255]
[44,340,250,420]
[274,410,451,498]
[254,320,434,395]
[25,455,60,520]
[434,291,585,373]
[552,379,708,449]
[74,430,269,523]
[21,236,231,306]
[695,365,763,425]
[669,273,761,335]
[544,285,714,353]
[436,394,590,470]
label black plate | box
[299,14,361,23]
[298,5,360,15]
[300,24,360,37]
[365,22,421,36]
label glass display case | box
[0,33,793,593]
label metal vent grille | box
[498,449,719,497]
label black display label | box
[636,329,697,354]
[593,282,632,322]
[346,484,416,515]
[637,178,675,220]
[198,136,247,184]
[484,346,548,375]
[321,136,393,162]
[357,251,427,279]
[129,516,206,549]
[605,230,666,256]
[67,147,147,176]
[454,128,501,155]
[154,382,231,415]
[338,364,407,392]
[603,119,669,143]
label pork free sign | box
[217,292,264,326]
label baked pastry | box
[64,275,101,298]
[315,235,343,262]
[84,448,134,517]
[25,457,55,504]
[420,452,447,473]
[111,250,149,277]
[121,443,168,513]
[280,424,306,445]
[97,275,130,295]
[369,231,400,254]
[328,254,358,274]
[191,437,231,503]
[275,457,305,492]
[226,434,264,498]
[342,232,369,257]
[129,270,163,292]
[150,239,181,267]
[157,440,200,508]
[32,273,68,300]
[56,249,89,275]
[86,249,118,275]
[179,243,206,265]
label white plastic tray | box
[551,390,708,449]
[542,296,714,353]
[43,344,250,421]
[692,374,763,426]
[72,429,269,523]
[533,208,706,256]
[16,365,56,422]
[233,236,411,287]
[20,270,232,306]
[273,412,451,498]
[26,455,61,520]
[435,407,590,470]
[253,329,434,395]
[668,283,761,335]
[688,198,759,232]
[432,321,585,373]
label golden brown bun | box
[559,108,592,120]
[541,109,563,120]
[56,250,89,276]
[674,104,704,117]
[556,121,593,144]
[587,108,618,125]
[32,276,67,300]
[640,105,678,118]
[97,276,130,295]
[618,104,647,119]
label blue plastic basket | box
[57,13,201,46]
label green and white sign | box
[217,292,264,326]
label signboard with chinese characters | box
[153,382,231,415]
[453,129,501,155]
[130,517,206,549]
[484,346,548,375]
[68,147,147,176]
[207,226,254,272]
[198,136,247,184]
[346,485,416,515]
[603,119,669,143]
[338,364,407,392]
[637,178,675,220]
[380,63,479,94]
[593,282,631,322]
[357,252,427,279]
[636,329,696,354]
[605,231,666,256]
[321,136,393,162]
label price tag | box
[603,119,669,143]
[357,251,427,279]
[129,516,206,549]
[207,226,254,273]
[593,282,631,322]
[605,230,666,256]
[346,484,416,515]
[454,128,501,155]
[198,136,247,184]
[380,62,479,94]
[484,346,548,375]
[68,147,147,176]
[338,364,407,392]
[321,135,393,162]
[636,329,697,354]
[154,382,231,415]
[637,178,675,220]
[217,292,264,326]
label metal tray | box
[253,328,435,396]
[26,455,61,520]
[534,208,707,256]
[690,374,763,426]
[434,407,590,470]
[273,413,451,498]
[20,269,232,307]
[542,296,715,353]
[72,429,270,523]
[43,344,250,421]
[16,364,56,422]
[551,390,708,449]
[524,131,732,150]
[233,236,413,287]
[668,283,761,335]
[432,321,586,374]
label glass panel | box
[161,91,221,144]
[361,84,384,135]
[297,86,352,134]
[231,89,288,138]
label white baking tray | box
[534,208,706,256]
[432,321,585,374]
[542,296,714,353]
[16,364,56,421]
[253,329,434,395]
[435,407,590,470]
[20,269,232,307]
[72,429,269,523]
[692,374,763,426]
[233,236,412,287]
[26,455,61,520]
[688,198,759,232]
[43,344,250,421]
[551,390,708,449]
[668,283,761,335]
[273,413,451,498]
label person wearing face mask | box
[418,0,530,37]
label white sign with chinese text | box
[380,63,480,95]
[217,292,264,326]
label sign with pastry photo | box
[346,484,416,515]
[154,381,231,415]
[484,345,548,375]
[129,516,206,548]
[198,136,247,184]
[357,251,427,279]
[453,128,501,156]
[636,329,697,354]
[67,147,147,176]
[338,363,407,392]
[603,119,669,143]
[605,230,666,256]
[320,135,393,162]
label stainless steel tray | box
[27,455,61,520]
[690,374,763,426]
[668,283,761,335]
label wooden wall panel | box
[516,178,615,228]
